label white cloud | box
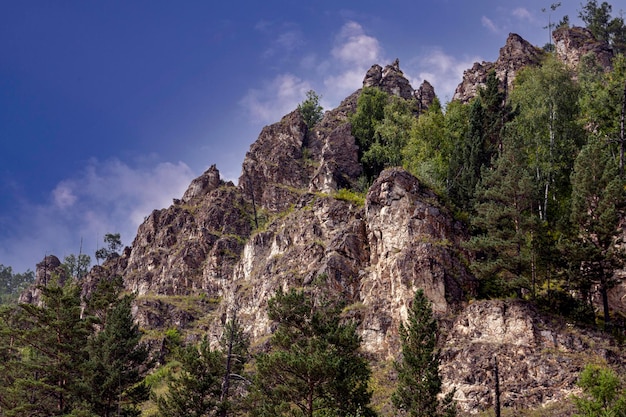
[323,21,385,105]
[0,158,195,272]
[512,7,533,21]
[240,73,313,124]
[481,16,500,34]
[406,49,482,103]
[331,21,382,66]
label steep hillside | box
[25,28,626,415]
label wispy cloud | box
[240,73,313,124]
[481,16,500,34]
[323,21,385,105]
[512,7,533,21]
[0,158,194,272]
[406,49,482,104]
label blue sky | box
[1,0,585,272]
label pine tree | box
[298,90,324,129]
[466,136,539,298]
[250,288,375,417]
[392,289,455,417]
[85,293,150,417]
[156,317,249,417]
[156,338,225,417]
[3,277,90,416]
[569,138,624,325]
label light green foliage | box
[573,364,626,417]
[508,56,584,223]
[250,288,376,417]
[334,188,366,206]
[298,90,324,129]
[0,265,34,305]
[393,289,455,417]
[402,97,448,193]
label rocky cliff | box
[453,26,614,103]
[27,44,626,415]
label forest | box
[2,1,626,416]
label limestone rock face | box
[453,33,543,102]
[442,300,623,413]
[360,168,475,357]
[553,26,614,72]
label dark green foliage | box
[95,233,123,263]
[156,338,225,417]
[86,294,150,417]
[392,289,455,417]
[0,265,34,305]
[3,277,90,416]
[63,253,92,280]
[579,0,626,54]
[466,136,539,298]
[250,288,375,417]
[155,317,249,417]
[569,138,624,324]
[298,90,324,129]
[572,364,626,417]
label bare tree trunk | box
[494,356,501,417]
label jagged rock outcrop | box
[124,165,251,297]
[416,80,436,112]
[19,255,68,305]
[554,26,614,72]
[442,300,623,413]
[26,58,626,415]
[453,33,543,102]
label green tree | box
[156,338,225,417]
[579,0,626,54]
[156,317,249,417]
[95,233,123,263]
[0,265,34,305]
[3,277,90,416]
[350,87,391,181]
[508,56,584,224]
[402,97,447,192]
[466,135,539,298]
[569,138,624,325]
[85,293,150,417]
[572,363,626,417]
[63,253,92,280]
[392,289,456,417]
[298,90,324,129]
[250,288,375,417]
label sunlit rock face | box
[453,33,543,103]
[553,26,614,73]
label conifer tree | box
[4,277,90,416]
[466,135,539,298]
[392,289,455,417]
[569,138,624,325]
[156,337,225,417]
[250,288,375,417]
[85,294,150,417]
